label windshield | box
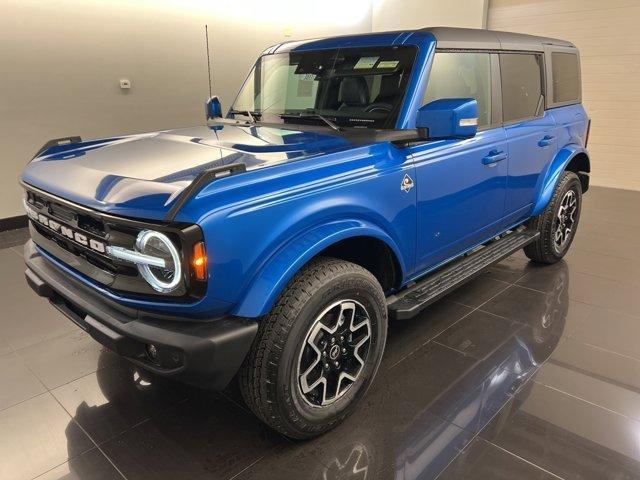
[231,46,417,129]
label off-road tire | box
[238,257,387,439]
[524,171,582,264]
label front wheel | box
[238,257,387,439]
[524,171,582,264]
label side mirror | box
[205,96,222,120]
[416,98,478,139]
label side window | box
[500,53,543,123]
[423,52,492,128]
[551,52,580,104]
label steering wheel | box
[364,103,393,113]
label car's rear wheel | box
[524,171,582,264]
[238,257,387,439]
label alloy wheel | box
[553,189,577,252]
[297,300,372,407]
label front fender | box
[532,145,588,216]
[232,220,406,318]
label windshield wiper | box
[279,113,342,132]
[228,109,259,124]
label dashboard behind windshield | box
[231,46,417,129]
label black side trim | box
[164,163,247,222]
[0,214,28,232]
[33,136,82,159]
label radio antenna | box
[205,24,213,97]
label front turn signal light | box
[192,242,207,281]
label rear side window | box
[500,53,543,123]
[552,52,580,103]
[423,52,492,127]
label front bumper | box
[24,240,258,390]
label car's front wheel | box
[239,257,387,439]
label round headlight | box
[135,230,182,293]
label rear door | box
[500,52,558,226]
[408,51,508,273]
[545,48,589,154]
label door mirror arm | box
[390,129,429,147]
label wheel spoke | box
[299,335,324,395]
[339,302,356,330]
[350,313,371,366]
[300,370,326,396]
[335,371,358,400]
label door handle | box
[538,135,556,147]
[482,150,507,165]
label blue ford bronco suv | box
[21,27,589,439]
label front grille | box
[48,201,76,224]
[26,189,118,272]
[23,184,205,300]
[31,221,120,273]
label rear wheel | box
[524,171,582,264]
[238,257,387,439]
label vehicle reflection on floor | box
[62,261,570,480]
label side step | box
[387,229,539,320]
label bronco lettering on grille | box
[24,200,107,254]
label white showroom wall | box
[372,0,488,30]
[488,0,640,191]
[0,0,488,220]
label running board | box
[387,229,539,320]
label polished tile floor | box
[1,186,639,480]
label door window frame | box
[544,45,582,109]
[498,51,547,126]
[428,49,503,132]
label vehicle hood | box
[21,124,353,220]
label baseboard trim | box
[0,215,28,232]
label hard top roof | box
[423,26,575,50]
[266,27,576,54]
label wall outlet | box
[119,79,131,89]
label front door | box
[409,51,507,274]
[409,129,508,273]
